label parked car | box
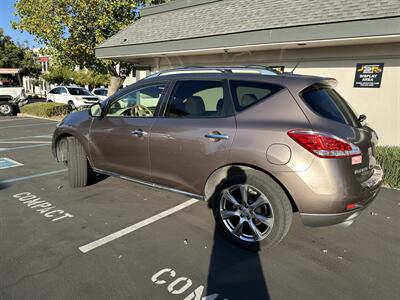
[92,88,108,101]
[0,86,26,116]
[52,67,383,250]
[47,86,99,109]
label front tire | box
[68,101,76,111]
[66,137,96,187]
[211,168,293,251]
[0,102,14,116]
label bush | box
[376,146,400,189]
[21,102,70,117]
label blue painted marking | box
[0,158,24,170]
[0,169,66,184]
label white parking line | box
[0,135,52,141]
[0,141,52,144]
[0,122,57,129]
[0,144,49,151]
[0,118,35,122]
[79,198,199,253]
[0,169,67,184]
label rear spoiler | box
[300,78,338,95]
[319,78,338,88]
[283,75,338,95]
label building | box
[22,48,51,96]
[96,0,400,146]
[0,68,21,86]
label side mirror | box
[89,103,102,118]
[358,114,367,123]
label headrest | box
[185,96,205,116]
[240,94,258,107]
[216,98,224,111]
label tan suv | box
[52,67,383,250]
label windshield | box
[67,87,92,96]
[95,89,108,96]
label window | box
[229,80,284,111]
[165,81,231,118]
[106,84,166,117]
[67,87,92,96]
[302,87,359,127]
[94,89,107,96]
[50,88,60,94]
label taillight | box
[288,129,361,158]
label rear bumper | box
[300,210,362,227]
[300,165,383,227]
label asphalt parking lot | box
[0,116,399,300]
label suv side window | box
[106,84,166,118]
[165,80,231,118]
[50,88,60,94]
[229,80,284,112]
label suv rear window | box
[302,87,359,127]
[229,80,284,112]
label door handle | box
[131,129,148,137]
[205,132,229,141]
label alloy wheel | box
[0,104,11,115]
[219,184,274,242]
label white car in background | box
[47,86,99,109]
[91,88,108,101]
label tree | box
[0,28,41,82]
[13,0,171,95]
[42,67,110,89]
[71,69,110,88]
[41,66,74,85]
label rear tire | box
[0,102,14,116]
[66,136,96,187]
[211,168,293,251]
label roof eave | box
[95,17,400,60]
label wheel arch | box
[204,163,298,212]
[67,100,76,108]
[53,132,89,163]
[0,95,13,102]
[53,133,72,163]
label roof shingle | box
[98,0,400,48]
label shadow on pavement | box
[0,182,9,191]
[207,166,270,300]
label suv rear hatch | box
[298,83,379,184]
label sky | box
[0,0,40,48]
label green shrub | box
[375,146,400,189]
[21,102,70,117]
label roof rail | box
[144,66,279,79]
